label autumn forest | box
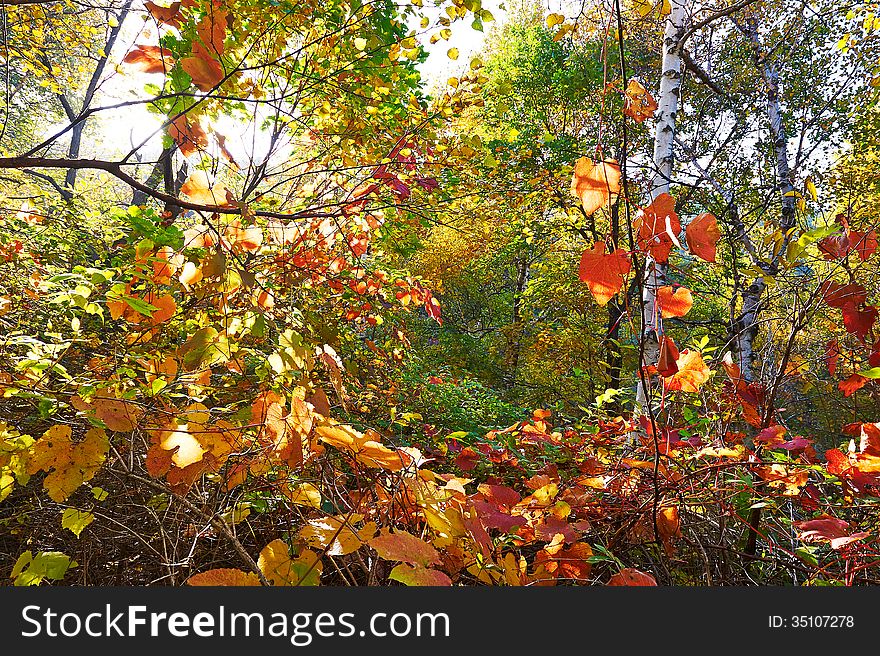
[1,0,880,588]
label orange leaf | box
[607,568,657,586]
[656,336,679,377]
[92,392,144,432]
[168,115,209,158]
[657,285,692,318]
[181,52,224,91]
[663,349,711,393]
[839,374,869,397]
[181,170,231,206]
[144,1,182,25]
[578,242,631,305]
[121,45,174,74]
[570,158,621,215]
[186,568,261,586]
[685,213,720,262]
[634,193,680,263]
[144,292,177,325]
[196,9,228,55]
[623,78,658,123]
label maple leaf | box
[859,422,880,457]
[368,529,442,567]
[570,158,621,215]
[316,424,412,471]
[657,285,692,318]
[121,45,174,74]
[168,115,209,158]
[623,78,658,122]
[685,213,720,262]
[634,193,681,263]
[663,349,711,392]
[755,464,809,496]
[607,568,657,586]
[535,541,593,582]
[794,516,869,550]
[186,568,261,586]
[578,242,631,305]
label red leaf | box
[818,232,850,259]
[685,213,720,262]
[657,285,692,318]
[472,501,526,533]
[841,304,877,342]
[455,447,479,471]
[121,45,174,73]
[368,529,441,567]
[607,568,657,586]
[424,292,442,325]
[656,336,680,377]
[570,158,621,215]
[578,242,631,306]
[859,423,880,458]
[476,483,520,507]
[794,515,869,550]
[821,281,866,308]
[850,229,878,261]
[838,374,868,397]
[825,338,840,376]
[755,425,787,446]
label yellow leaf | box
[299,514,375,556]
[187,568,261,586]
[447,47,459,60]
[28,426,108,502]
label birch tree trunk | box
[635,0,689,411]
[731,17,798,382]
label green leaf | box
[61,508,95,538]
[11,550,77,586]
[123,296,159,318]
[859,367,880,379]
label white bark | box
[636,0,689,411]
[730,19,796,381]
